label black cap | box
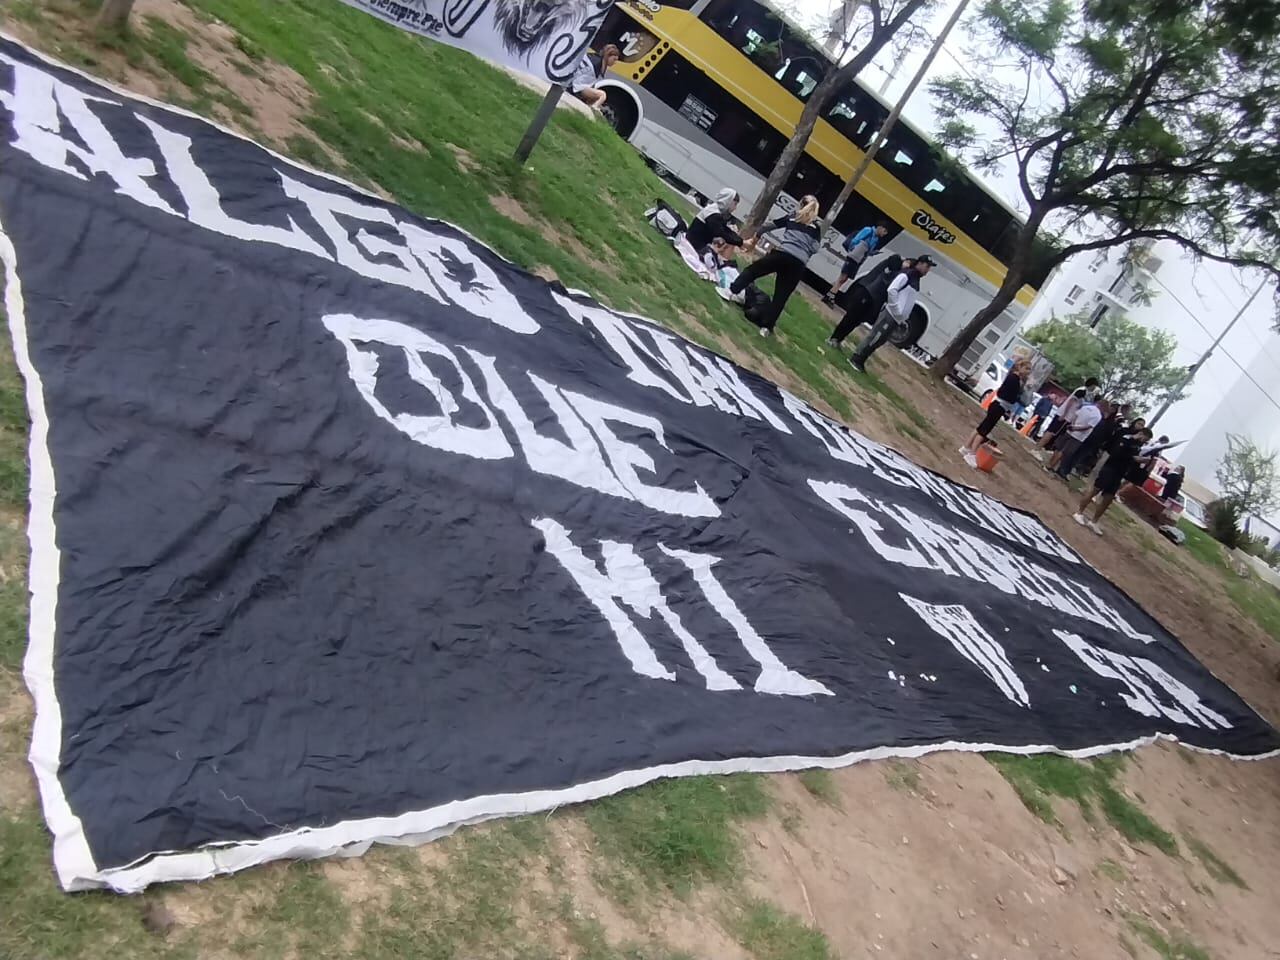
[915,254,938,266]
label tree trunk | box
[740,0,931,235]
[929,212,1045,381]
[97,0,136,31]
[741,74,836,234]
[928,280,1023,382]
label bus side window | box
[968,196,1014,253]
[776,56,825,101]
[785,155,840,209]
[832,194,901,245]
[824,84,885,149]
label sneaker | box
[825,338,840,348]
[958,446,970,457]
[848,356,866,373]
[715,285,736,301]
[963,452,978,469]
[821,294,835,305]
[1073,513,1089,527]
[1089,521,1104,536]
[759,327,771,338]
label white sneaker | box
[759,327,771,338]
[1073,513,1089,527]
[714,285,734,301]
[963,452,978,468]
[958,446,969,457]
[1090,521,1104,536]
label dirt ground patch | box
[6,0,322,149]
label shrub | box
[1206,498,1243,549]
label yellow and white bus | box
[592,0,1054,373]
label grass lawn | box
[11,0,926,426]
[1178,520,1280,642]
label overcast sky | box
[798,0,1280,457]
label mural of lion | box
[491,0,594,56]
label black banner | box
[1,38,1275,893]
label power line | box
[1144,271,1280,416]
[1200,265,1280,370]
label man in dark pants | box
[826,254,906,347]
[1029,393,1055,440]
[848,256,936,372]
[1071,404,1136,477]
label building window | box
[1088,303,1110,328]
[1064,284,1084,305]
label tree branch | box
[1052,229,1280,281]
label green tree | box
[740,0,934,233]
[1025,310,1186,409]
[1216,434,1280,518]
[926,0,1280,381]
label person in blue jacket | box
[822,221,890,304]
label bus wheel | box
[600,90,639,140]
[890,306,928,349]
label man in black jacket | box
[1073,404,1137,476]
[825,254,908,347]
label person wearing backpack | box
[725,196,823,337]
[822,222,890,305]
[825,253,907,347]
[848,255,936,372]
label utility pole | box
[1148,277,1268,428]
[513,84,567,164]
[823,0,969,229]
[97,0,136,30]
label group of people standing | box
[963,364,1185,536]
[683,194,934,362]
[1035,380,1169,534]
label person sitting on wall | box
[569,44,621,108]
[1160,465,1185,502]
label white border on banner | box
[1,33,1277,894]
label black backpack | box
[644,199,687,239]
[741,285,773,327]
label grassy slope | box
[1179,519,1280,641]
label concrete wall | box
[1229,549,1280,590]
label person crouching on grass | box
[960,357,1031,467]
[1073,427,1154,535]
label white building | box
[1018,238,1172,345]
